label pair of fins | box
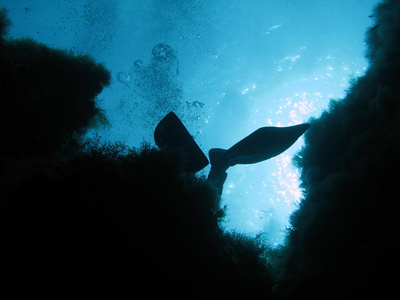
[154,112,310,194]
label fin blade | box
[154,112,209,173]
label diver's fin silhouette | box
[209,124,310,172]
[209,148,227,166]
[207,124,310,195]
[154,112,310,196]
[154,111,209,173]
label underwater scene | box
[1,0,398,298]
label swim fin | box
[207,124,310,195]
[154,112,209,173]
[209,124,310,171]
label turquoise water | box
[3,0,379,244]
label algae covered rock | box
[0,8,110,157]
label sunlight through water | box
[2,0,380,246]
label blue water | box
[2,0,379,245]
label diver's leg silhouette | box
[207,167,227,196]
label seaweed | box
[0,10,110,158]
[0,138,274,298]
[274,0,400,298]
